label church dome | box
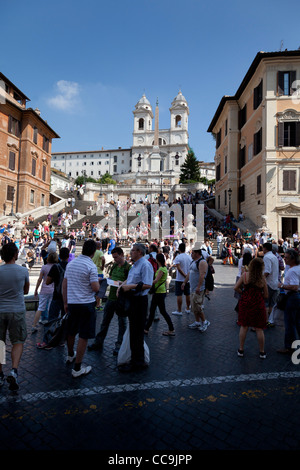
[171,90,188,107]
[135,94,152,109]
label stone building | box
[0,72,59,215]
[207,50,300,239]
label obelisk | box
[150,98,161,172]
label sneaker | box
[66,352,76,363]
[199,320,210,332]
[7,370,19,391]
[72,365,92,378]
[172,311,182,316]
[259,351,267,359]
[188,321,201,329]
[185,308,191,313]
[237,349,244,357]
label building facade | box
[0,72,59,215]
[51,91,190,187]
[207,50,300,239]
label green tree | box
[98,172,117,185]
[179,148,201,184]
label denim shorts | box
[175,281,190,296]
[66,302,96,339]
[0,311,27,344]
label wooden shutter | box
[283,170,296,190]
[278,71,284,96]
[295,122,300,146]
[9,151,15,170]
[290,71,296,95]
[278,122,284,147]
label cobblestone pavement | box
[0,259,299,457]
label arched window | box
[138,118,144,129]
[175,115,181,127]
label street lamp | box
[9,187,16,216]
[228,187,232,213]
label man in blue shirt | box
[118,243,153,372]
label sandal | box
[162,331,175,336]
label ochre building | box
[207,50,300,240]
[0,72,59,216]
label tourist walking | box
[182,246,210,332]
[88,247,130,355]
[0,243,30,391]
[234,257,268,358]
[144,253,175,336]
[117,243,153,372]
[172,242,192,315]
[62,239,100,377]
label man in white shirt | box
[63,239,100,378]
[277,248,300,354]
[263,242,279,317]
[172,243,192,315]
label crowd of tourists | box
[0,191,299,390]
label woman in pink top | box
[31,252,57,333]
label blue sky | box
[2,0,300,161]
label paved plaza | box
[0,258,299,457]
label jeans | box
[95,299,127,347]
[145,293,174,331]
[283,292,300,349]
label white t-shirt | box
[284,265,300,292]
[263,251,279,290]
[64,254,99,304]
[173,253,192,281]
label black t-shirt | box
[48,261,68,300]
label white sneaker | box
[185,309,191,313]
[66,353,76,363]
[172,311,182,315]
[72,365,92,378]
[199,320,210,332]
[188,321,201,329]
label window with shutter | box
[278,71,296,96]
[9,151,15,171]
[257,174,261,194]
[7,185,15,201]
[253,80,263,110]
[283,170,296,191]
[239,147,246,169]
[32,158,36,176]
[254,129,262,155]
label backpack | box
[148,254,158,276]
[221,246,228,259]
[196,258,214,292]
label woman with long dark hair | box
[234,257,268,358]
[144,253,175,336]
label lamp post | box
[228,187,232,213]
[9,187,16,216]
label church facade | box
[51,91,190,186]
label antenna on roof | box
[280,40,284,51]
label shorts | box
[0,311,27,344]
[175,281,190,296]
[191,291,205,315]
[266,286,279,308]
[66,302,96,339]
[37,294,53,312]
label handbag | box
[115,287,133,317]
[149,278,165,295]
[44,313,69,347]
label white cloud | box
[47,80,80,111]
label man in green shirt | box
[88,247,131,355]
